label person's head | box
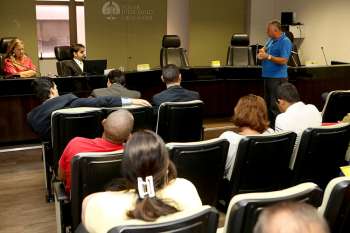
[233,94,270,134]
[31,77,59,102]
[122,130,178,221]
[276,83,301,113]
[161,64,181,85]
[71,44,86,61]
[6,38,25,59]
[107,69,126,87]
[267,20,283,39]
[253,202,330,233]
[102,110,134,144]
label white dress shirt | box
[74,58,84,72]
[275,101,322,168]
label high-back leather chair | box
[53,151,124,233]
[322,90,350,123]
[54,46,72,76]
[156,100,204,143]
[103,106,155,132]
[219,182,323,233]
[224,132,297,206]
[292,124,350,189]
[160,35,189,68]
[285,31,302,67]
[0,37,17,74]
[167,138,229,205]
[226,34,254,66]
[107,206,219,233]
[319,177,350,233]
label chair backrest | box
[160,35,189,68]
[51,107,104,172]
[54,46,73,76]
[107,206,219,233]
[285,31,301,67]
[167,138,229,205]
[222,182,323,233]
[319,177,350,233]
[226,34,254,66]
[71,151,124,231]
[228,131,297,197]
[0,37,17,74]
[321,90,350,122]
[292,124,350,189]
[156,100,204,142]
[103,106,154,132]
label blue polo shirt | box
[262,33,292,78]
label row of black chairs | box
[53,121,350,232]
[43,101,204,202]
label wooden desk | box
[1,65,350,145]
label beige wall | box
[0,0,38,67]
[249,0,350,65]
[167,0,189,50]
[189,0,247,66]
[85,0,166,70]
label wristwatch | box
[267,54,272,60]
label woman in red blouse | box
[3,39,37,78]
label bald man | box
[254,202,330,233]
[58,110,134,194]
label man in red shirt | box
[58,109,134,193]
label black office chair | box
[54,46,73,76]
[321,90,350,123]
[107,206,219,233]
[219,182,323,233]
[45,107,104,201]
[319,177,350,233]
[103,106,155,132]
[285,31,301,67]
[226,34,254,66]
[0,37,17,74]
[160,35,189,68]
[54,151,124,233]
[223,132,297,206]
[156,100,204,143]
[292,124,350,189]
[250,44,264,66]
[167,138,229,205]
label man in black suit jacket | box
[152,64,200,111]
[27,77,150,139]
[61,44,86,76]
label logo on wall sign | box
[102,1,121,20]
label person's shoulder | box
[168,178,197,192]
[219,131,242,140]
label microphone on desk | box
[321,46,329,66]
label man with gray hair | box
[58,110,134,193]
[254,202,330,233]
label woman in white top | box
[81,130,202,233]
[220,94,274,180]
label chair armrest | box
[53,181,69,201]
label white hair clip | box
[137,176,155,199]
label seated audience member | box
[253,202,330,233]
[61,43,86,76]
[152,64,200,111]
[91,69,141,98]
[220,94,273,180]
[82,130,202,233]
[3,38,37,78]
[275,83,322,168]
[59,110,134,194]
[27,77,150,140]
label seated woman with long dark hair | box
[81,130,202,233]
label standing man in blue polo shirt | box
[258,20,292,126]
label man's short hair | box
[31,77,55,102]
[268,20,282,31]
[162,64,180,84]
[107,69,126,86]
[254,202,330,233]
[276,82,301,103]
[70,43,85,56]
[103,110,134,143]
